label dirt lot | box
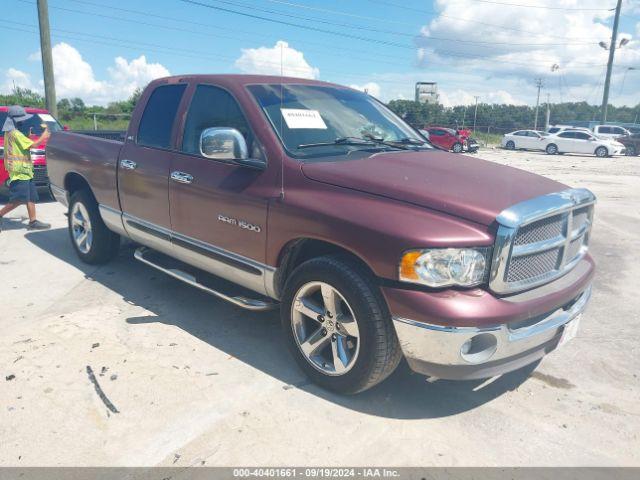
[1,148,639,467]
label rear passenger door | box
[118,83,187,247]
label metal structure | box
[415,82,439,104]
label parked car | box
[502,130,549,151]
[544,130,626,157]
[0,106,64,198]
[47,75,595,394]
[422,126,478,153]
[617,133,640,156]
[592,125,631,139]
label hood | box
[301,150,567,226]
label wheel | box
[281,255,402,394]
[452,142,463,153]
[68,189,120,264]
[595,146,608,158]
[505,140,515,150]
[625,145,636,156]
[546,143,558,155]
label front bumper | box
[384,256,594,380]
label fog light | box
[460,333,498,364]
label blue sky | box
[1,0,640,106]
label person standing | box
[0,106,51,231]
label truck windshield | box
[248,84,431,159]
[0,112,63,137]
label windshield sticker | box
[38,114,56,122]
[281,109,327,129]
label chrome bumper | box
[393,285,591,380]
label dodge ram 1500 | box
[47,75,595,394]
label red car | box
[421,126,479,153]
[0,106,65,198]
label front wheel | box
[68,190,120,264]
[595,146,608,158]
[281,255,402,394]
[452,142,463,153]
[546,143,558,155]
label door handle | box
[120,159,137,170]
[170,171,194,184]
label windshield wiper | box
[395,137,427,145]
[361,133,411,150]
[296,137,378,150]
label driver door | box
[168,84,272,286]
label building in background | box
[415,82,439,104]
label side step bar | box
[134,247,278,312]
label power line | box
[453,0,615,11]
[241,0,597,46]
[365,0,598,40]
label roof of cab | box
[149,74,349,89]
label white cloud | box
[439,89,525,107]
[234,40,319,79]
[414,0,640,105]
[1,43,170,105]
[349,82,382,98]
[2,68,34,92]
[107,55,170,100]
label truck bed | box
[46,131,122,210]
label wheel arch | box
[64,172,96,203]
[274,237,376,298]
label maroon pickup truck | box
[47,75,595,394]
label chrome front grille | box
[490,188,596,294]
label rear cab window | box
[137,84,187,149]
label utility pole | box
[601,0,623,124]
[473,96,479,132]
[37,0,57,116]
[545,93,551,131]
[533,78,543,130]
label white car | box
[502,130,549,151]
[544,130,626,157]
[592,125,631,139]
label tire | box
[546,143,558,155]
[595,146,608,158]
[505,140,515,150]
[625,145,636,156]
[281,255,402,394]
[68,189,120,264]
[452,142,463,153]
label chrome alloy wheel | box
[71,202,93,254]
[291,281,360,376]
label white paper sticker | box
[281,109,327,129]
[38,114,56,123]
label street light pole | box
[601,0,623,124]
[533,78,543,130]
[37,0,57,117]
[473,96,479,132]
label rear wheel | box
[546,143,558,155]
[505,140,515,150]
[281,255,402,394]
[595,146,608,158]
[452,142,463,153]
[68,190,120,264]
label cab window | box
[137,84,187,149]
[181,85,252,156]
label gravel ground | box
[0,148,638,467]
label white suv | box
[592,125,631,139]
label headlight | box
[399,248,491,288]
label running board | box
[134,247,278,311]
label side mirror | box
[199,127,265,170]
